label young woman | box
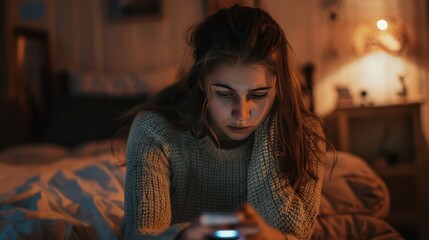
[122,4,327,240]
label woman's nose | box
[231,98,251,120]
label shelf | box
[335,98,426,111]
[326,101,429,239]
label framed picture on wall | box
[109,0,163,20]
[335,85,354,108]
[203,0,261,16]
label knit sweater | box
[124,111,325,240]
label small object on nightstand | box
[359,90,373,107]
[397,74,408,99]
[335,85,354,108]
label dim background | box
[1,0,428,145]
[0,0,428,238]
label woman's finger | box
[239,203,266,226]
[241,203,260,217]
[236,224,260,236]
[180,224,215,240]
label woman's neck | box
[214,133,254,149]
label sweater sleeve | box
[276,122,326,240]
[249,119,326,240]
[270,156,324,240]
[124,112,188,240]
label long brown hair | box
[115,5,331,190]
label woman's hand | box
[237,203,286,240]
[178,204,286,240]
[177,220,214,240]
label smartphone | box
[200,212,259,239]
[209,229,240,239]
[199,212,243,227]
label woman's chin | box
[224,132,253,142]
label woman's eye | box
[250,93,268,99]
[216,92,234,98]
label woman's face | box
[205,63,277,142]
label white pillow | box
[68,67,178,96]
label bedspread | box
[313,151,403,239]
[0,141,126,239]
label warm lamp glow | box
[353,17,407,55]
[315,51,416,115]
[376,19,388,30]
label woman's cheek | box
[209,100,228,117]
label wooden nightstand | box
[324,100,429,239]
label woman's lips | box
[228,126,251,134]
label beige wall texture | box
[6,0,429,141]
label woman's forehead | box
[206,63,276,87]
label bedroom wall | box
[1,1,13,150]
[0,1,5,148]
[8,0,203,73]
[4,0,429,142]
[272,0,426,143]
[5,0,318,74]
[0,0,6,94]
[312,0,427,112]
[265,0,429,142]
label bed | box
[0,140,125,239]
[0,143,403,239]
[0,62,404,239]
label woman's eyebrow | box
[251,87,272,91]
[211,83,272,91]
[212,83,234,91]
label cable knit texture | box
[124,111,325,239]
